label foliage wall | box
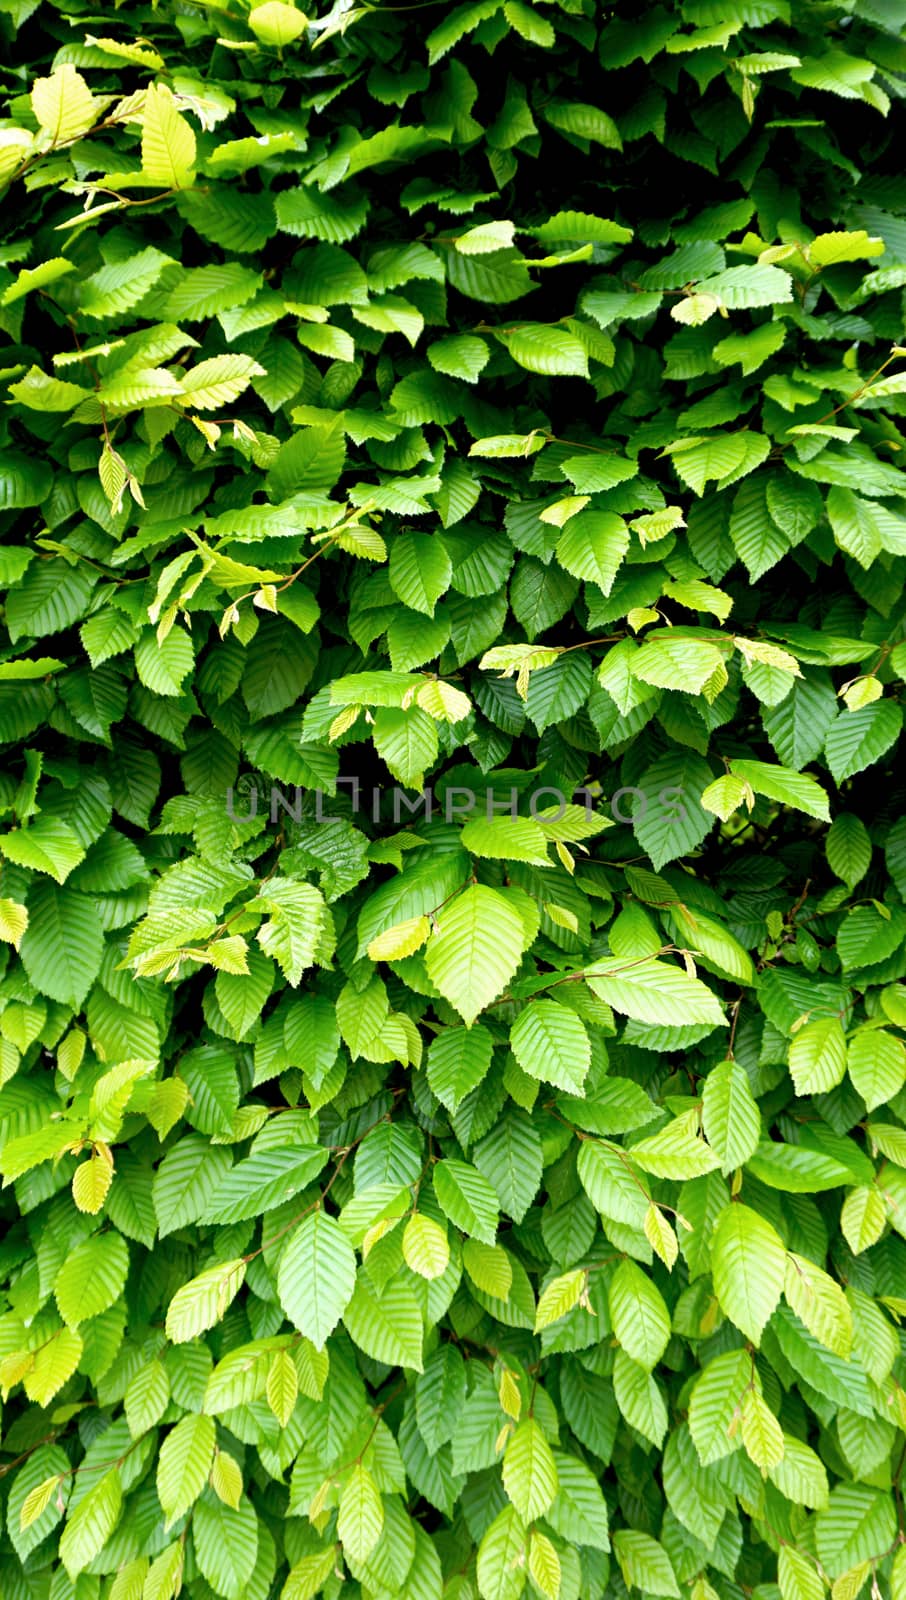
[2,1,906,1598]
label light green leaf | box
[156,1414,215,1526]
[142,82,196,188]
[609,1259,671,1371]
[701,1059,761,1174]
[502,1419,558,1522]
[711,1202,786,1345]
[277,1211,357,1349]
[425,885,527,1027]
[509,1001,590,1093]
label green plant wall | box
[2,2,906,1598]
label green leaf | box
[193,1493,259,1599]
[701,1059,761,1174]
[434,1158,499,1244]
[612,1349,668,1447]
[501,326,589,377]
[277,1211,357,1350]
[847,1029,906,1111]
[688,1348,751,1464]
[156,1415,215,1526]
[389,533,452,617]
[59,1469,122,1578]
[142,83,196,188]
[632,632,726,694]
[460,815,552,866]
[826,813,872,887]
[509,1001,590,1092]
[476,1506,528,1600]
[425,885,527,1026]
[630,1111,721,1179]
[789,1018,847,1095]
[338,1464,384,1563]
[815,1486,897,1579]
[54,1232,129,1327]
[824,702,902,783]
[728,758,830,822]
[0,817,86,883]
[612,1530,680,1599]
[343,1275,424,1370]
[586,957,726,1028]
[372,706,439,789]
[20,881,104,1006]
[427,1024,494,1109]
[609,1259,670,1370]
[711,1202,786,1345]
[555,509,628,594]
[502,1419,558,1521]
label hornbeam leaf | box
[612,1530,680,1599]
[166,1259,247,1342]
[141,83,196,188]
[156,1415,215,1526]
[502,1419,558,1521]
[277,1211,356,1349]
[32,66,98,144]
[509,1000,590,1092]
[343,1276,424,1370]
[784,1252,853,1358]
[434,1158,500,1244]
[789,1018,847,1096]
[59,1469,122,1578]
[609,1259,671,1371]
[476,1506,528,1600]
[337,1465,383,1563]
[534,1269,585,1330]
[729,758,830,822]
[425,885,527,1026]
[711,1203,786,1345]
[701,1059,761,1174]
[586,957,726,1027]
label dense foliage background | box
[2,1,906,1597]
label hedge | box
[2,1,906,1598]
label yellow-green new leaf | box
[249,0,307,44]
[156,1414,216,1527]
[211,1451,243,1510]
[59,1469,122,1578]
[266,1348,299,1427]
[711,1203,786,1346]
[784,1252,853,1357]
[528,1530,561,1600]
[741,1389,785,1473]
[534,1268,585,1331]
[403,1213,450,1280]
[32,66,98,144]
[779,1545,825,1600]
[789,1018,848,1096]
[166,1258,247,1342]
[337,1464,383,1563]
[142,83,196,188]
[502,1419,558,1522]
[840,1186,886,1254]
[20,1475,60,1530]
